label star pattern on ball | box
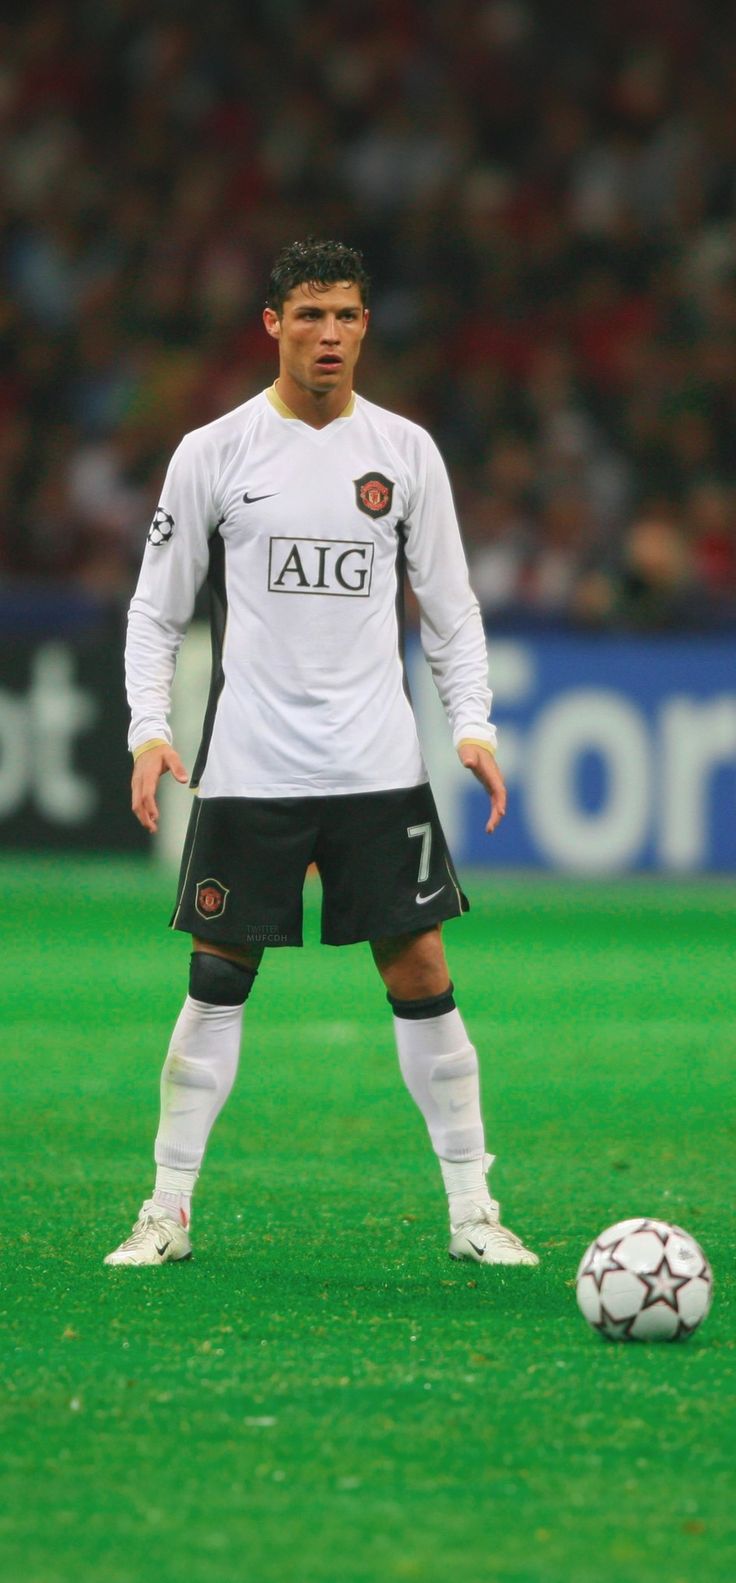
[638,1255,690,1313]
[637,1219,669,1241]
[596,1306,635,1340]
[584,1241,627,1292]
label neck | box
[274,371,353,429]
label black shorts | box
[171,785,469,948]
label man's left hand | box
[458,744,507,834]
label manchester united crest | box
[195,878,229,921]
[354,472,394,518]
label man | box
[106,238,537,1269]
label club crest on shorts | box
[354,472,394,518]
[195,878,229,920]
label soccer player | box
[105,238,538,1269]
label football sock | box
[439,1154,493,1227]
[391,998,486,1164]
[153,994,245,1219]
[152,1170,197,1225]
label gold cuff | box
[132,738,169,763]
[457,738,496,757]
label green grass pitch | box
[2,857,734,1583]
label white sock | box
[152,1168,198,1225]
[152,994,244,1221]
[392,1007,488,1205]
[440,1154,494,1227]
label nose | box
[320,315,340,343]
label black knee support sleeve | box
[387,982,455,1019]
[189,952,258,1007]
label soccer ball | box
[576,1218,712,1341]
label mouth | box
[315,355,343,370]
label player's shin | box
[153,953,257,1223]
[388,988,493,1224]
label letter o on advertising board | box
[525,691,651,872]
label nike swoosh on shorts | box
[415,886,446,905]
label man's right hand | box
[131,745,189,834]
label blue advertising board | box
[408,636,736,874]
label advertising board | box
[0,627,147,853]
[7,622,731,872]
[408,636,736,873]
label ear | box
[263,307,281,341]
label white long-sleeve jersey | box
[125,386,496,798]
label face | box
[263,280,368,395]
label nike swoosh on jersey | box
[243,490,278,503]
[415,886,446,905]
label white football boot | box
[104,1200,192,1267]
[448,1158,538,1267]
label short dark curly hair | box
[265,237,371,314]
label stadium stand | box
[1,0,735,627]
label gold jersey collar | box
[266,383,355,420]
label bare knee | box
[371,926,450,1000]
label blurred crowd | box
[2,0,736,629]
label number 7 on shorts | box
[407,821,432,883]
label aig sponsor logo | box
[268,537,374,597]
